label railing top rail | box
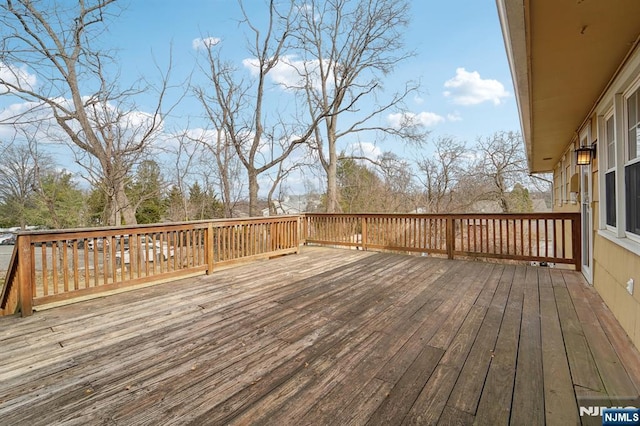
[302,212,580,219]
[16,215,301,240]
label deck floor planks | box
[554,284,606,393]
[427,262,497,350]
[473,265,523,426]
[61,272,400,424]
[294,261,490,425]
[158,256,428,422]
[174,254,450,425]
[445,264,512,415]
[1,251,376,422]
[366,344,444,425]
[563,271,640,400]
[229,257,472,425]
[538,267,579,425]
[1,247,639,425]
[401,306,493,423]
[510,266,545,425]
[565,270,640,391]
[0,250,342,355]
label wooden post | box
[17,235,33,317]
[572,214,582,272]
[446,217,454,260]
[361,216,368,251]
[206,223,215,275]
[295,216,301,253]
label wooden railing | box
[302,213,581,269]
[0,216,300,317]
[0,212,581,317]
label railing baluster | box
[41,244,48,296]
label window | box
[596,53,640,254]
[628,89,639,160]
[605,115,616,227]
[626,162,640,234]
[626,87,640,236]
[555,165,561,207]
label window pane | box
[629,127,638,160]
[625,162,640,235]
[607,116,615,169]
[629,91,637,128]
[629,90,639,160]
[605,171,616,227]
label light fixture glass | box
[576,146,593,165]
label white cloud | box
[0,100,60,140]
[0,62,37,92]
[192,37,221,50]
[413,95,425,105]
[388,111,445,128]
[347,142,381,161]
[0,96,164,148]
[443,68,509,106]
[243,55,333,92]
[447,112,462,122]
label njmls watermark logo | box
[601,408,640,425]
[578,396,640,426]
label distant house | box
[498,0,640,349]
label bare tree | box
[376,151,415,212]
[292,0,424,212]
[475,131,529,213]
[265,146,317,215]
[205,129,244,218]
[416,137,470,213]
[193,1,322,216]
[0,0,174,225]
[0,141,43,228]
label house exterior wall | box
[552,142,581,213]
[497,0,640,351]
[594,234,640,346]
[568,45,640,350]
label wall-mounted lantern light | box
[576,144,596,166]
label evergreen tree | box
[129,160,166,224]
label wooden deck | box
[1,247,639,425]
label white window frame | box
[598,109,617,232]
[623,82,640,243]
[595,47,640,255]
[554,164,560,207]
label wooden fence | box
[0,216,300,317]
[302,213,581,268]
[1,212,581,317]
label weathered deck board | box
[510,267,545,425]
[0,247,639,425]
[539,268,579,425]
[473,265,524,426]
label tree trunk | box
[326,143,341,213]
[248,171,259,217]
[111,181,137,225]
[220,163,234,218]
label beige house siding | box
[589,118,640,347]
[594,237,640,346]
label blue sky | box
[1,0,521,194]
[106,0,520,142]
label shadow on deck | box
[1,247,639,425]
